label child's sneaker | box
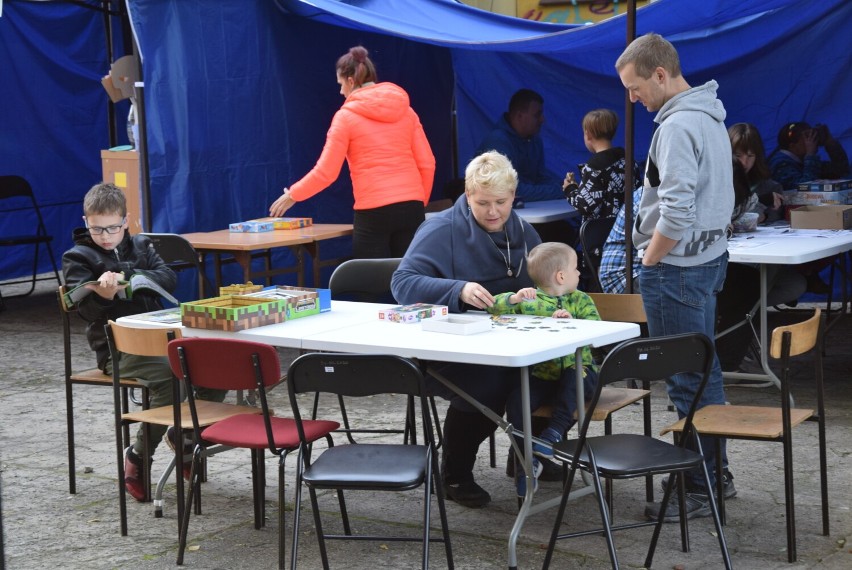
[532,427,562,459]
[124,446,146,502]
[515,457,543,498]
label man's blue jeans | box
[640,252,729,489]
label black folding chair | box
[140,232,210,298]
[542,333,732,570]
[0,175,61,308]
[287,353,453,570]
[578,216,616,293]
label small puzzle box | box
[181,295,288,332]
[248,217,313,230]
[241,286,331,321]
[228,220,274,233]
[378,303,448,324]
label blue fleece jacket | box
[391,195,542,312]
[475,115,564,202]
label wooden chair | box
[0,176,61,308]
[287,353,453,570]
[104,320,262,535]
[542,333,732,570]
[58,286,148,495]
[168,337,339,568]
[662,308,827,562]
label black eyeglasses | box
[86,217,126,235]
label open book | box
[64,271,179,308]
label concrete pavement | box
[1,279,850,569]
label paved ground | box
[1,279,851,569]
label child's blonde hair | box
[526,242,576,288]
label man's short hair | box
[526,242,576,288]
[465,151,518,198]
[615,33,681,79]
[583,109,619,141]
[83,182,127,217]
[508,89,544,115]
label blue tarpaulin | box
[2,0,850,291]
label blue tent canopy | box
[2,0,850,289]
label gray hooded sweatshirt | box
[633,80,733,266]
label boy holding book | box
[61,182,224,501]
[487,242,600,497]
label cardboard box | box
[181,295,288,331]
[378,303,448,323]
[790,205,852,230]
[783,189,852,206]
[242,286,331,320]
[797,178,852,192]
[229,220,274,233]
[219,282,264,296]
[421,315,491,335]
[101,55,138,102]
[249,217,313,230]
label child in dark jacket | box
[61,182,225,502]
[564,108,642,221]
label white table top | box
[300,312,638,367]
[117,300,389,347]
[119,302,638,367]
[728,225,852,264]
[512,199,578,224]
[425,199,576,224]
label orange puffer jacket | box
[289,82,435,210]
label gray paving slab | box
[1,280,850,569]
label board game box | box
[378,303,448,324]
[248,217,313,230]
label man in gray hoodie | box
[616,33,734,521]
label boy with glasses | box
[61,182,225,501]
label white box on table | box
[421,315,491,335]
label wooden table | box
[182,224,353,290]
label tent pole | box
[102,0,117,148]
[131,26,152,233]
[624,0,637,295]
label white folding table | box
[122,304,639,569]
[727,225,852,391]
[425,199,577,224]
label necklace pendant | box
[507,268,513,277]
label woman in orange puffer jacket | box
[269,46,435,259]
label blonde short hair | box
[615,33,681,79]
[464,151,518,198]
[526,242,576,287]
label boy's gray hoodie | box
[633,80,733,266]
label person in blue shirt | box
[768,121,849,190]
[599,187,643,295]
[475,89,564,203]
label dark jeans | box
[352,200,425,259]
[505,367,598,437]
[640,252,729,489]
